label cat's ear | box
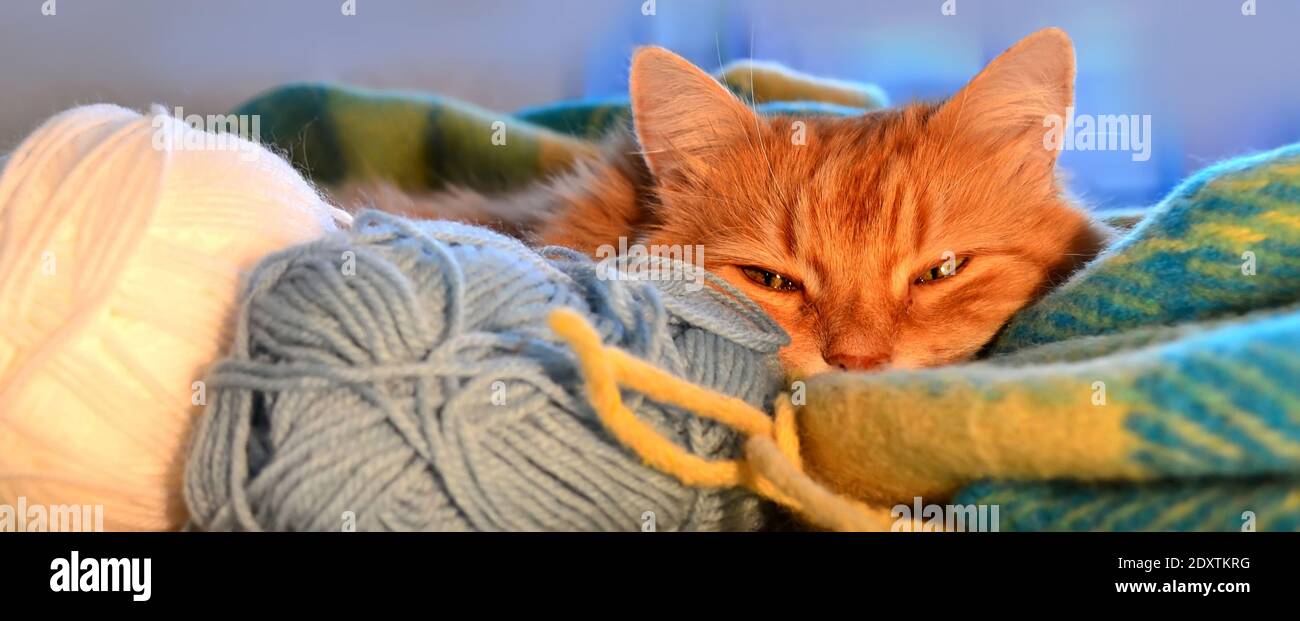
[629,46,757,178]
[933,28,1075,167]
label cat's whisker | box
[717,28,792,215]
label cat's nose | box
[826,353,889,371]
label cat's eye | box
[915,256,969,284]
[740,266,801,292]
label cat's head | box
[628,28,1110,376]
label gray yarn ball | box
[184,211,788,531]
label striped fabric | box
[994,145,1300,353]
[232,60,887,194]
[958,478,1300,532]
[234,83,598,193]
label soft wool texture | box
[10,52,1296,533]
[0,105,343,531]
[795,143,1300,530]
[184,211,786,532]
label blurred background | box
[2,0,1298,209]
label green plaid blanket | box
[232,64,1300,531]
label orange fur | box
[344,29,1111,376]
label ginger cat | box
[340,28,1110,376]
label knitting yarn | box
[184,211,787,531]
[0,104,344,531]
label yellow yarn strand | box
[549,308,745,487]
[548,308,895,531]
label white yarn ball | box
[0,104,348,531]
